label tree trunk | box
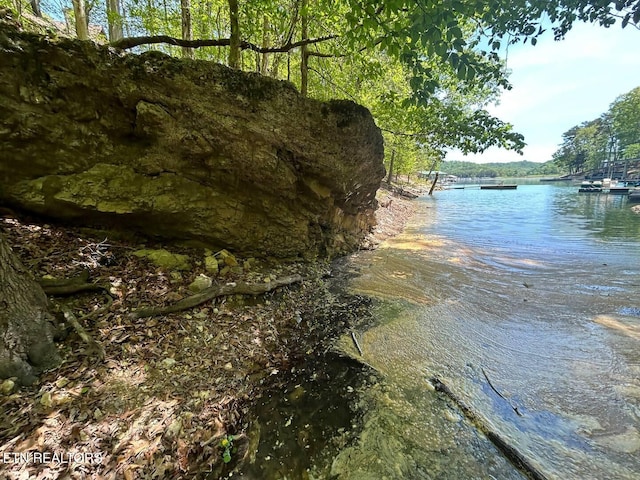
[287,52,291,81]
[0,233,61,386]
[228,0,240,69]
[300,0,309,96]
[386,149,395,184]
[425,157,438,195]
[260,14,269,74]
[30,0,42,17]
[72,0,89,40]
[107,0,123,42]
[428,171,439,195]
[180,0,193,59]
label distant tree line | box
[553,86,640,175]
[441,160,560,178]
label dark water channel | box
[237,184,640,479]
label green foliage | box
[610,86,640,159]
[219,434,234,464]
[442,160,557,178]
[343,0,639,99]
[553,85,640,174]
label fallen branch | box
[431,377,548,480]
[132,274,303,319]
[111,35,337,52]
[395,186,419,199]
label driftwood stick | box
[431,377,548,480]
[132,274,303,319]
[481,367,523,417]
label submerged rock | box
[0,12,385,259]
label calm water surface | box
[337,184,640,479]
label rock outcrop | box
[0,10,384,259]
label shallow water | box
[236,184,640,479]
[340,184,640,479]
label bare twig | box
[481,367,523,417]
[350,330,363,356]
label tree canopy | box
[6,0,640,178]
[553,85,640,174]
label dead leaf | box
[130,439,151,456]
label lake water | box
[337,183,640,479]
[237,183,640,480]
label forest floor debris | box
[0,187,417,479]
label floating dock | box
[480,185,518,190]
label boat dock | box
[578,179,639,196]
[480,185,517,190]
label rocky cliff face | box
[0,11,384,259]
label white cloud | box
[446,22,640,164]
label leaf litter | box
[0,187,414,479]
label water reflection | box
[552,189,640,240]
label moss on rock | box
[133,249,191,271]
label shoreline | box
[236,186,420,478]
[0,187,419,479]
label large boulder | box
[0,11,384,259]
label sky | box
[445,21,640,164]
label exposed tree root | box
[430,377,548,480]
[38,270,113,357]
[131,274,304,319]
[56,304,105,360]
[80,292,114,321]
[42,283,107,295]
[39,269,89,285]
[38,270,109,296]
